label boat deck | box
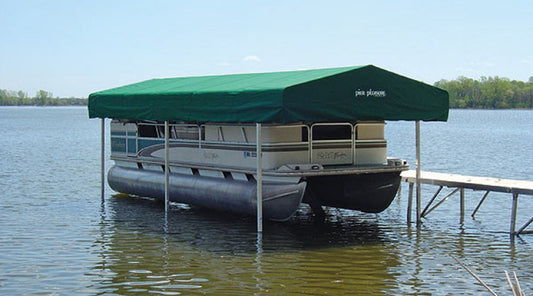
[401,170,533,235]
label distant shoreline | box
[0,99,87,107]
[0,89,87,106]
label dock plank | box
[401,170,533,196]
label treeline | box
[0,89,87,106]
[3,76,533,109]
[435,76,533,109]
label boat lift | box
[90,65,450,234]
[99,119,418,233]
[100,119,533,235]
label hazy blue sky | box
[1,0,532,97]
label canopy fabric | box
[88,65,449,123]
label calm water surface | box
[0,107,531,295]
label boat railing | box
[123,121,385,166]
[310,122,354,164]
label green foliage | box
[0,89,87,106]
[435,76,533,109]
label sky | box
[1,0,532,98]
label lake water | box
[0,107,531,295]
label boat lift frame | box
[100,120,533,235]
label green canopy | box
[88,65,449,123]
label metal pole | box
[471,191,490,218]
[164,121,170,212]
[460,188,465,224]
[256,123,263,233]
[421,186,444,218]
[415,121,421,226]
[308,125,312,164]
[423,187,460,217]
[407,182,414,224]
[510,193,518,235]
[101,118,105,202]
[517,216,533,235]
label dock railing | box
[401,170,533,235]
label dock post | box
[415,121,422,226]
[256,123,263,233]
[460,188,465,224]
[101,118,105,202]
[510,193,518,235]
[407,182,414,224]
[164,121,170,212]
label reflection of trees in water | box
[90,195,400,295]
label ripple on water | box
[0,108,532,295]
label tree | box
[0,89,87,106]
[435,76,532,109]
[35,90,53,106]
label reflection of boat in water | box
[103,194,396,250]
[90,195,402,295]
[89,65,448,220]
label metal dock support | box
[402,170,533,235]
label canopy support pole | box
[101,118,105,202]
[256,123,263,233]
[164,121,170,212]
[415,121,422,226]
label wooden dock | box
[401,170,533,235]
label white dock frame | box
[402,170,533,235]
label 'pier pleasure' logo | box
[355,89,387,98]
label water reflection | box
[91,195,401,295]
